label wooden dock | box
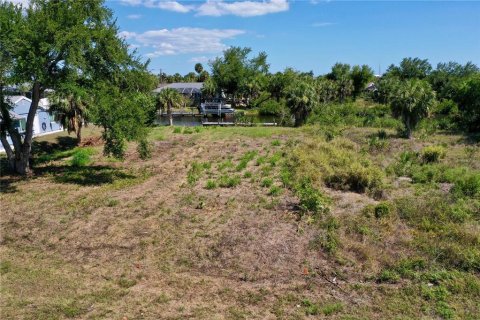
[160,111,202,117]
[202,122,277,127]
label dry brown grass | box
[1,125,478,319]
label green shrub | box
[70,148,94,167]
[368,136,389,152]
[173,126,182,133]
[271,139,281,146]
[321,302,343,316]
[187,161,203,185]
[325,162,383,194]
[137,139,152,160]
[268,152,282,166]
[377,129,388,139]
[258,99,288,116]
[218,159,234,171]
[243,171,252,178]
[421,145,446,163]
[261,178,273,188]
[268,185,282,196]
[377,270,400,283]
[296,180,329,214]
[284,137,384,196]
[374,202,392,219]
[218,175,241,188]
[451,173,480,198]
[205,180,217,189]
[301,300,320,316]
[256,156,266,166]
[236,150,257,171]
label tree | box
[316,78,338,104]
[390,79,436,138]
[194,63,204,74]
[0,0,152,174]
[350,65,374,98]
[49,85,90,144]
[266,69,297,102]
[428,61,479,101]
[201,77,217,99]
[327,63,353,102]
[285,79,317,127]
[184,72,197,82]
[454,73,480,132]
[386,57,432,80]
[198,70,209,82]
[156,88,183,126]
[210,47,269,107]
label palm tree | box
[285,79,317,127]
[156,88,183,126]
[390,79,436,138]
[50,88,90,144]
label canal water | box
[155,114,278,126]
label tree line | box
[1,1,478,176]
[191,49,478,134]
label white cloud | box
[312,22,334,27]
[120,0,194,13]
[197,0,289,17]
[189,56,211,63]
[120,0,289,17]
[120,28,245,57]
[127,14,143,19]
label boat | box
[199,99,235,116]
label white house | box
[0,96,63,152]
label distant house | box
[0,96,62,152]
[365,82,377,92]
[153,82,203,104]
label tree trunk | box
[168,104,173,126]
[12,82,42,175]
[76,119,83,144]
[404,112,412,139]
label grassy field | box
[1,124,479,319]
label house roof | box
[153,82,203,94]
[4,95,32,105]
[0,110,24,124]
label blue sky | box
[109,1,479,76]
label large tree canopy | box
[210,47,269,106]
[386,57,432,80]
[0,0,155,174]
[390,79,436,138]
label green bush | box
[70,148,94,167]
[374,202,392,219]
[187,161,203,185]
[368,136,389,152]
[325,162,383,194]
[271,139,281,146]
[236,150,257,171]
[377,270,400,283]
[284,137,384,196]
[173,126,182,133]
[268,185,282,196]
[205,180,217,189]
[296,180,329,214]
[137,139,152,160]
[261,178,273,188]
[452,173,480,198]
[258,99,288,116]
[421,145,446,163]
[218,175,241,188]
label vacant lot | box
[1,125,479,319]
